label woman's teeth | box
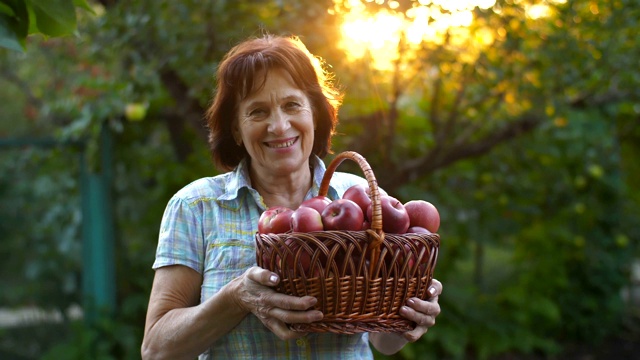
[268,138,296,148]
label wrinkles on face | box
[235,68,315,179]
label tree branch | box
[379,113,542,191]
[158,67,209,144]
[0,69,43,108]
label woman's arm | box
[369,279,442,355]
[141,265,242,360]
[141,265,323,360]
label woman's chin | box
[263,158,308,175]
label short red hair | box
[205,34,343,171]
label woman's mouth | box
[265,137,298,148]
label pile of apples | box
[257,184,440,278]
[258,183,440,235]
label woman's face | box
[234,68,315,178]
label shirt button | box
[296,338,305,347]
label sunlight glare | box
[336,0,497,70]
[526,4,551,19]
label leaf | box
[72,0,95,15]
[0,16,23,50]
[0,3,15,16]
[0,0,28,51]
[29,0,76,37]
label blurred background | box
[1,0,639,359]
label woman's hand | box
[230,266,324,340]
[369,279,443,355]
[398,278,442,342]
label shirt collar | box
[217,157,253,201]
[307,155,339,201]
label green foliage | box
[399,108,635,359]
[0,0,639,359]
[42,312,142,360]
[0,0,93,51]
[0,146,83,309]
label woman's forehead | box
[239,68,303,100]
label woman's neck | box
[250,162,313,210]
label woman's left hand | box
[398,278,442,342]
[369,279,443,354]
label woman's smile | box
[264,136,299,149]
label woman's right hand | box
[229,266,323,340]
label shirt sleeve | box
[152,195,205,274]
[330,172,370,198]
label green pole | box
[80,123,116,322]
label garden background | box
[1,0,639,359]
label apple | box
[258,206,294,234]
[406,226,433,268]
[124,102,148,121]
[343,184,372,218]
[321,199,364,231]
[299,195,332,214]
[291,206,324,232]
[367,195,410,234]
[404,200,440,233]
[276,238,312,276]
[406,226,432,234]
[386,242,415,273]
[261,247,279,272]
[361,219,371,231]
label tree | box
[0,0,94,51]
[1,0,639,358]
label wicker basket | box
[255,151,440,334]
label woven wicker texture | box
[255,151,440,334]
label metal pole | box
[80,123,116,323]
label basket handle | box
[319,151,384,275]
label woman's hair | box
[205,34,343,171]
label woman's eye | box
[249,108,267,117]
[285,102,301,110]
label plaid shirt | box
[153,155,374,359]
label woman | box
[141,34,442,360]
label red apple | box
[406,226,433,268]
[291,206,324,232]
[300,195,332,214]
[260,247,274,271]
[404,200,440,233]
[385,242,415,274]
[276,238,311,276]
[367,195,410,234]
[406,226,432,234]
[321,199,364,231]
[399,243,415,272]
[343,184,372,218]
[258,206,294,234]
[361,219,371,231]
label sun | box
[333,0,497,70]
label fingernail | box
[401,306,411,313]
[269,274,279,284]
[407,299,416,306]
[428,286,437,298]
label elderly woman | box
[141,34,442,360]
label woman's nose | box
[267,109,290,134]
